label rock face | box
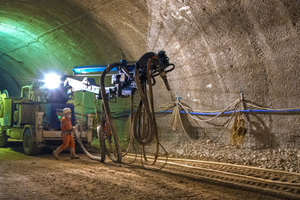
[0,0,300,149]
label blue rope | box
[157,109,300,116]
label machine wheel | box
[23,128,40,155]
[0,130,7,147]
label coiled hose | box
[133,56,168,168]
[74,54,171,168]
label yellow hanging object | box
[230,112,247,146]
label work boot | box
[70,147,80,159]
[53,147,62,160]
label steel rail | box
[125,153,300,187]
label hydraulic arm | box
[64,51,175,164]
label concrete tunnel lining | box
[0,0,299,150]
[1,2,300,199]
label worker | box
[52,108,80,159]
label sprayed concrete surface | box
[1,1,300,198]
[1,0,300,148]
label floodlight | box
[43,73,61,89]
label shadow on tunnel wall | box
[247,114,279,149]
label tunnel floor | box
[0,143,284,200]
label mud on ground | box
[0,142,286,200]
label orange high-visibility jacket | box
[61,117,72,133]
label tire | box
[0,130,7,147]
[23,128,40,155]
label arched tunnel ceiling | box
[0,0,147,96]
[0,0,300,147]
[0,0,300,108]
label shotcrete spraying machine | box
[0,76,94,155]
[66,51,175,164]
[0,51,175,165]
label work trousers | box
[60,133,76,150]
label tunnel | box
[0,0,300,199]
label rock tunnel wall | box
[146,0,300,149]
[0,0,300,149]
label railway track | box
[124,154,300,199]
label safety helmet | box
[63,108,71,115]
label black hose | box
[99,63,122,163]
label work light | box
[43,73,61,89]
